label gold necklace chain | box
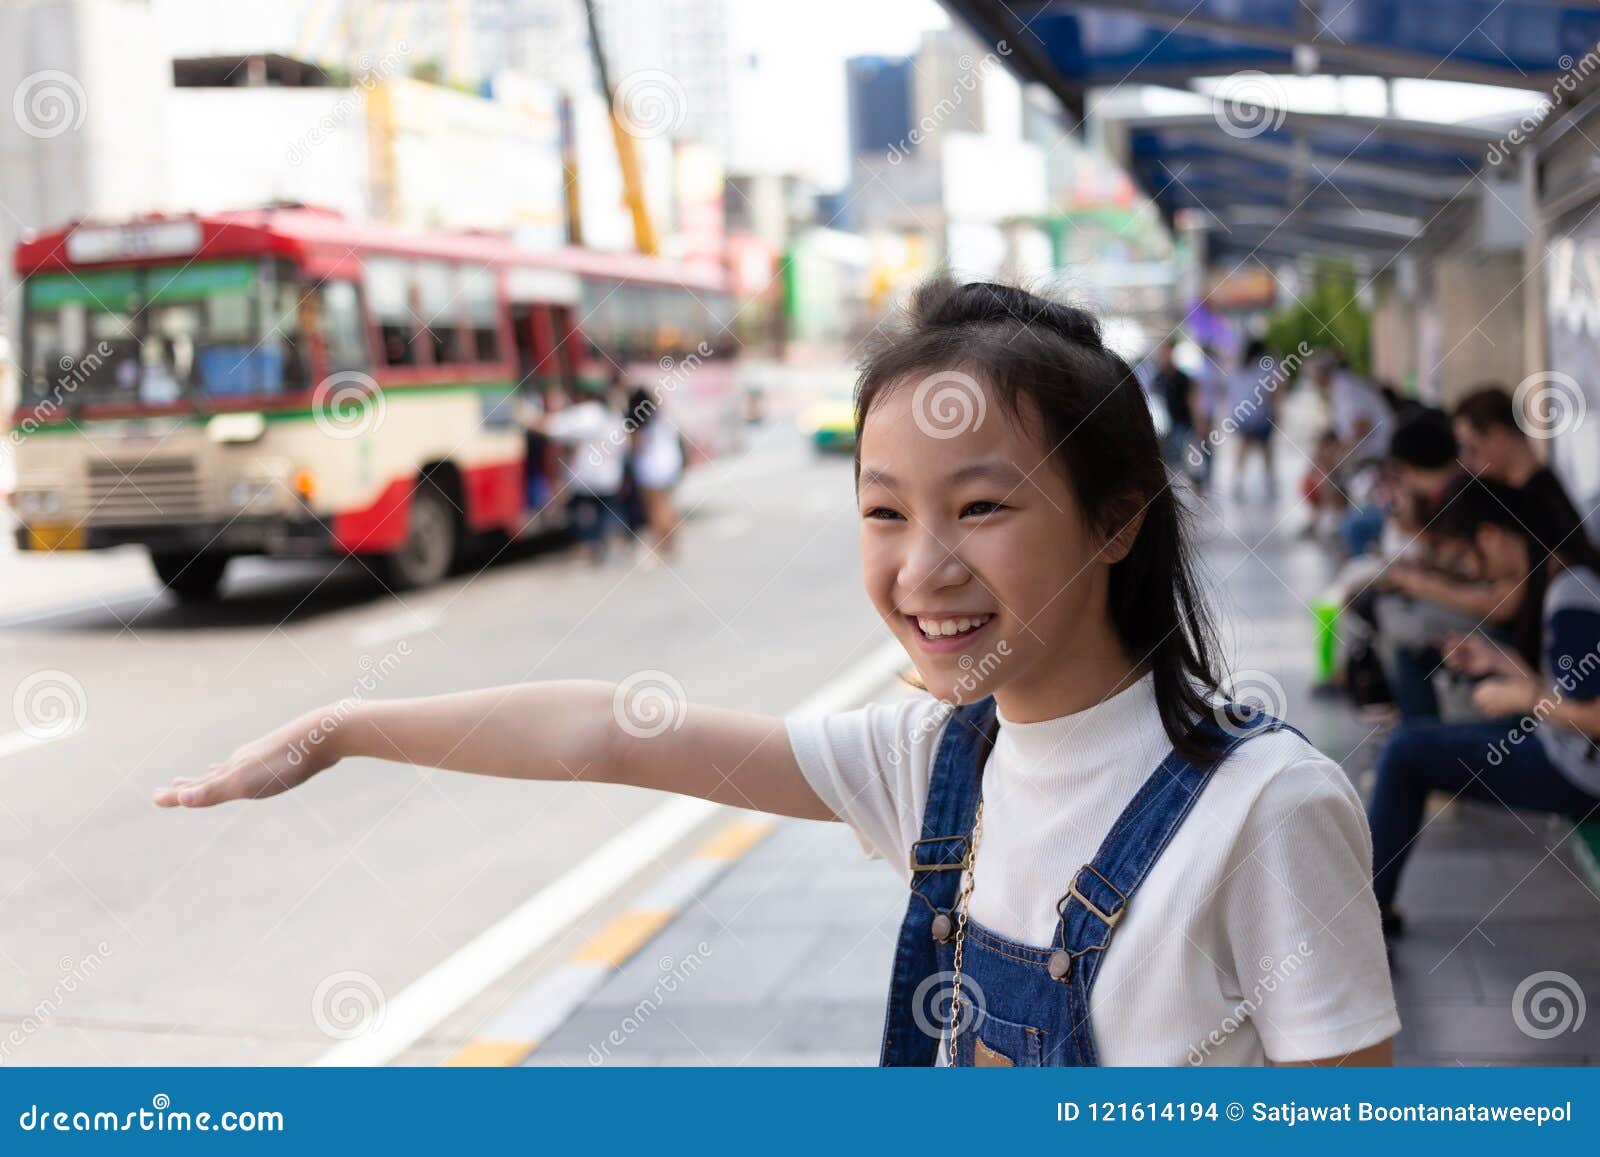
[947,797,984,1066]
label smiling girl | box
[154,280,1399,1068]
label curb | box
[444,815,778,1066]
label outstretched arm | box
[152,680,836,821]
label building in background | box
[845,56,914,167]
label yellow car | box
[801,390,857,453]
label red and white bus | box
[8,206,738,600]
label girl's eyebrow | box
[858,460,1026,489]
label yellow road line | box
[694,817,775,862]
[440,815,779,1067]
[444,1040,536,1067]
[571,908,675,967]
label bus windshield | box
[20,259,313,410]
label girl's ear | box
[1099,495,1147,565]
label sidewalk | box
[488,483,1600,1067]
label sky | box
[726,0,949,189]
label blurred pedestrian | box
[1222,339,1279,502]
[1310,350,1391,466]
[627,385,685,567]
[1452,384,1588,549]
[536,383,629,565]
[1152,338,1206,489]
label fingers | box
[152,763,232,809]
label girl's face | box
[855,377,1131,717]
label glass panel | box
[366,256,416,366]
[19,261,297,405]
[318,280,370,375]
[417,261,460,364]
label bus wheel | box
[380,480,457,590]
[151,551,231,603]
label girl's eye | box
[961,500,1006,517]
[862,506,904,521]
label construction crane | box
[581,0,659,256]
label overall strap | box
[1053,705,1305,1065]
[878,696,999,1067]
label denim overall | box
[879,694,1302,1066]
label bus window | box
[21,260,296,405]
[549,305,577,392]
[366,256,416,367]
[315,280,370,375]
[417,261,462,365]
[458,265,500,363]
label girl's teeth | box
[917,615,991,638]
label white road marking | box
[349,607,441,648]
[0,729,71,761]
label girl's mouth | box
[904,612,995,653]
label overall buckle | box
[909,834,970,874]
[1063,865,1125,928]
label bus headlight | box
[14,490,62,518]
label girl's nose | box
[898,530,971,597]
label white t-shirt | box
[544,400,626,495]
[785,674,1400,1065]
[633,416,684,490]
[1329,370,1391,460]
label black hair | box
[1388,406,1457,470]
[853,278,1227,765]
[1451,385,1519,434]
[626,386,657,430]
[1428,476,1600,666]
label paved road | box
[0,416,886,1064]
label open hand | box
[153,704,349,809]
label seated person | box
[1367,477,1600,936]
[1342,405,1459,559]
[1452,384,1589,550]
[1359,411,1471,716]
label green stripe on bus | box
[14,380,517,434]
